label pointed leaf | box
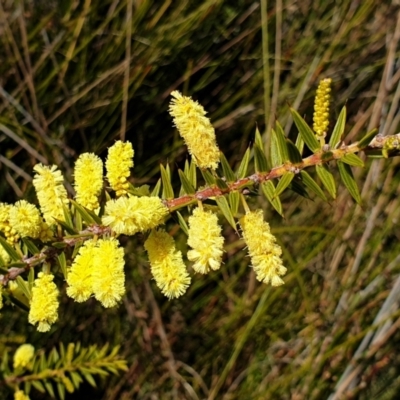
[16,277,31,300]
[295,133,304,154]
[342,153,364,167]
[215,196,237,231]
[184,159,197,188]
[70,200,97,225]
[270,129,283,167]
[0,236,20,261]
[22,238,39,255]
[286,139,303,163]
[275,121,289,161]
[316,164,336,199]
[57,382,66,400]
[32,381,46,393]
[254,126,264,150]
[220,152,236,182]
[178,170,196,195]
[236,147,251,179]
[289,178,310,199]
[44,380,55,397]
[358,128,378,148]
[176,212,189,236]
[150,179,161,197]
[82,372,96,387]
[338,161,362,204]
[300,171,327,201]
[160,164,174,200]
[275,172,295,197]
[63,204,74,230]
[254,145,268,173]
[28,268,35,287]
[290,108,320,152]
[261,181,283,216]
[54,219,79,235]
[215,178,229,190]
[201,169,216,186]
[229,192,240,216]
[58,252,68,279]
[329,106,346,148]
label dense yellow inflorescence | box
[13,344,35,369]
[187,207,224,274]
[0,203,19,243]
[9,200,41,238]
[144,229,191,299]
[106,140,134,197]
[313,78,332,137]
[14,390,30,400]
[240,210,287,286]
[74,153,103,210]
[169,90,220,170]
[28,273,59,332]
[32,164,68,224]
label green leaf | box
[178,170,196,195]
[28,267,35,287]
[286,139,303,163]
[295,133,304,154]
[316,164,336,199]
[254,126,264,150]
[70,371,83,388]
[63,204,74,230]
[215,196,237,231]
[0,236,20,261]
[275,121,289,161]
[254,145,268,173]
[329,106,346,148]
[338,161,362,204]
[270,129,283,167]
[220,152,236,182]
[201,169,216,186]
[57,382,66,400]
[82,372,96,387]
[54,219,79,235]
[358,128,378,148]
[300,171,327,201]
[75,211,82,231]
[290,108,320,152]
[32,381,46,393]
[58,252,68,279]
[289,178,310,199]
[22,238,39,255]
[160,164,174,200]
[236,147,251,179]
[184,159,197,188]
[215,178,229,190]
[261,181,283,216]
[342,153,364,167]
[150,179,161,197]
[275,172,295,197]
[229,192,240,216]
[176,212,189,236]
[70,200,96,225]
[44,380,55,397]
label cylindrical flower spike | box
[187,207,224,274]
[9,200,41,238]
[13,344,35,369]
[28,272,59,332]
[169,91,220,170]
[106,140,134,197]
[240,210,287,286]
[313,78,332,137]
[102,195,169,235]
[74,153,103,210]
[92,238,126,308]
[66,239,97,302]
[144,229,191,299]
[0,203,19,243]
[32,164,68,224]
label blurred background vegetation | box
[1,0,400,398]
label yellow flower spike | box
[169,91,220,170]
[74,153,103,210]
[92,238,125,308]
[144,229,191,299]
[28,272,59,332]
[14,390,30,400]
[13,344,35,369]
[66,239,97,302]
[9,200,41,238]
[240,210,287,286]
[0,203,19,244]
[32,164,68,224]
[187,207,224,274]
[106,140,134,197]
[102,195,169,236]
[313,78,332,138]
